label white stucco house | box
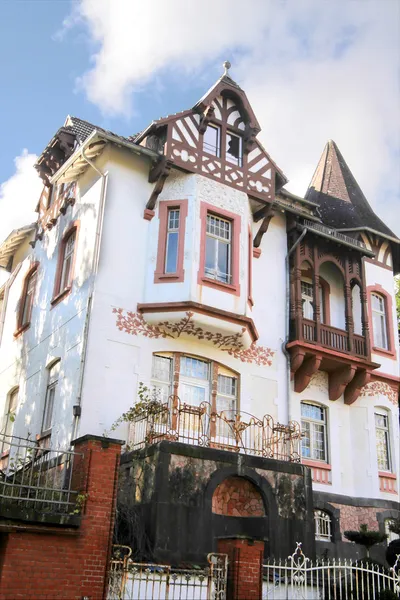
[0,66,398,557]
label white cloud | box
[0,150,42,245]
[64,0,399,232]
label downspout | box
[71,148,108,441]
[282,227,308,424]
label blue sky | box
[0,0,399,241]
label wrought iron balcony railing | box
[0,433,83,515]
[127,397,302,462]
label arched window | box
[150,353,238,413]
[1,388,19,452]
[371,293,388,350]
[17,265,38,331]
[314,509,332,541]
[301,402,328,463]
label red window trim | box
[154,200,188,284]
[247,227,254,308]
[198,202,241,296]
[51,220,80,307]
[367,284,396,359]
[14,262,39,338]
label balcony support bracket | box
[329,364,356,401]
[344,368,371,405]
[294,353,322,393]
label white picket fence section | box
[263,543,400,600]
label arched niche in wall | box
[319,261,345,330]
[351,281,363,335]
[212,475,266,517]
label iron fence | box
[263,543,400,599]
[108,545,227,600]
[0,432,83,514]
[128,397,302,462]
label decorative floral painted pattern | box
[360,381,398,405]
[112,308,275,366]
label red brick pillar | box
[70,434,123,600]
[218,537,264,600]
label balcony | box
[301,318,367,358]
[127,396,302,463]
[0,433,83,521]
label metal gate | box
[107,545,227,600]
[263,542,400,599]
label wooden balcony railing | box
[128,398,302,462]
[301,319,367,357]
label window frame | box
[51,221,79,306]
[1,387,19,442]
[225,130,243,167]
[198,202,241,296]
[375,409,392,473]
[42,361,60,435]
[314,509,332,542]
[204,213,232,284]
[14,262,39,336]
[367,285,396,359]
[154,200,188,283]
[203,124,221,158]
[301,402,329,464]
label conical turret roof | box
[306,140,397,239]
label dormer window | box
[203,125,220,157]
[226,131,242,167]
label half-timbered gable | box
[136,68,287,207]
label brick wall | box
[331,503,385,536]
[212,476,265,517]
[0,435,122,600]
[218,537,264,600]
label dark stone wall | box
[118,441,315,564]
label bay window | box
[205,214,232,284]
[154,200,187,283]
[371,293,388,350]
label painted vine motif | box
[360,381,398,406]
[112,308,275,366]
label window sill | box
[378,471,396,479]
[200,276,240,296]
[302,459,331,470]
[154,272,184,284]
[372,346,396,359]
[51,286,72,307]
[13,322,31,338]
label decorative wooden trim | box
[146,156,173,211]
[137,301,259,343]
[14,261,39,337]
[344,368,371,405]
[143,209,155,221]
[329,364,356,401]
[154,200,188,284]
[198,202,241,296]
[367,284,396,360]
[51,220,80,307]
[253,247,262,259]
[364,257,394,272]
[294,353,322,393]
[253,205,275,248]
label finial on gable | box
[223,60,231,76]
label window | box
[151,355,173,403]
[165,209,180,273]
[53,224,78,302]
[180,356,210,407]
[375,411,391,472]
[205,214,232,284]
[301,281,314,320]
[1,388,18,441]
[226,132,242,167]
[203,125,220,157]
[371,293,388,350]
[217,374,237,413]
[301,403,328,462]
[155,200,187,283]
[384,519,400,544]
[42,361,60,433]
[19,267,38,328]
[314,510,332,541]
